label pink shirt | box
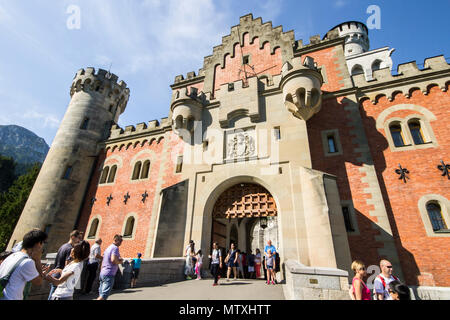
[352,277,372,300]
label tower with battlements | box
[8,68,130,253]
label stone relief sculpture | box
[226,131,256,159]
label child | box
[131,253,142,288]
[265,249,276,285]
[195,250,203,280]
[45,241,90,300]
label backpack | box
[0,255,29,299]
[373,275,399,300]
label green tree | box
[0,155,16,192]
[0,163,40,252]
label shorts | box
[227,261,236,268]
[98,274,115,299]
[132,268,140,279]
[267,265,273,270]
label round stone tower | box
[327,21,369,57]
[8,68,130,253]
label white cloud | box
[334,0,348,8]
[23,110,61,129]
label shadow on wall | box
[308,95,420,286]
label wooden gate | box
[212,183,277,219]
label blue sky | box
[0,0,449,145]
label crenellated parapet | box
[70,67,130,115]
[108,118,171,141]
[353,55,450,104]
[202,14,295,70]
[280,56,323,121]
[215,76,260,128]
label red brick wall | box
[77,132,184,258]
[301,45,346,92]
[361,87,450,286]
[308,96,385,271]
[213,33,283,92]
[309,86,450,287]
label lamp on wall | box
[260,216,268,229]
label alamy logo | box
[366,5,381,30]
[66,5,81,30]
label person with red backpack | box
[373,260,400,300]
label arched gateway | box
[211,183,279,254]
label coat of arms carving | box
[226,130,256,159]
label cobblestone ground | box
[78,278,285,300]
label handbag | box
[0,255,29,299]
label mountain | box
[0,125,50,175]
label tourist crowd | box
[0,228,411,300]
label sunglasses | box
[386,266,393,269]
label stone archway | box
[211,183,278,254]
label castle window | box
[321,129,343,157]
[88,218,99,239]
[351,65,364,76]
[123,216,135,238]
[327,135,338,153]
[243,55,250,65]
[140,161,150,179]
[389,124,405,147]
[372,60,382,72]
[426,203,448,232]
[63,166,73,180]
[107,165,117,183]
[132,162,142,180]
[408,121,425,145]
[100,166,109,184]
[228,83,234,91]
[80,117,90,130]
[176,155,183,173]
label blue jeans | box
[48,272,61,300]
[98,274,115,300]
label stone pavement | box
[78,278,285,300]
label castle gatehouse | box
[8,14,450,298]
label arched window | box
[140,161,150,179]
[351,65,364,76]
[124,216,135,238]
[100,166,109,184]
[389,123,405,147]
[88,218,99,239]
[408,120,425,145]
[372,60,382,72]
[132,162,142,180]
[107,165,117,183]
[426,203,448,232]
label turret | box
[8,68,130,253]
[170,87,204,137]
[327,21,369,57]
[280,56,323,121]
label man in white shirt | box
[373,259,400,300]
[0,229,48,300]
[83,238,102,294]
